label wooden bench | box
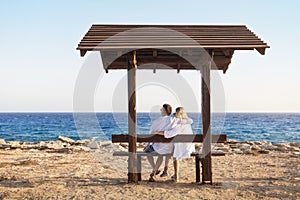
[112,134,226,183]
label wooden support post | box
[195,156,201,183]
[137,155,142,181]
[201,50,213,184]
[127,53,138,183]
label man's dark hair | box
[163,104,172,116]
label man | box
[145,104,174,182]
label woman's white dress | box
[164,120,195,160]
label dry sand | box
[0,143,299,200]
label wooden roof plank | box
[77,24,269,72]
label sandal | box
[149,176,155,182]
[160,171,168,177]
[171,175,178,182]
[150,170,161,177]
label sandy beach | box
[0,138,299,200]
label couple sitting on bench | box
[145,103,195,182]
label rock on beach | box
[0,137,299,157]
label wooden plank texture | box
[111,134,227,143]
[77,25,269,60]
[127,54,138,183]
[201,52,212,183]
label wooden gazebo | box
[77,24,269,183]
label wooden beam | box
[117,51,123,57]
[153,50,157,57]
[255,47,266,55]
[112,134,227,143]
[80,50,87,57]
[223,65,229,74]
[177,63,180,73]
[127,53,138,183]
[221,49,233,57]
[201,50,213,184]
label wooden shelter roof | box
[77,24,269,73]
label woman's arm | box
[166,117,193,131]
[152,131,164,135]
[178,118,193,125]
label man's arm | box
[150,118,160,134]
[163,125,181,138]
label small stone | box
[244,149,253,154]
[100,141,112,147]
[9,141,21,149]
[251,145,261,151]
[278,146,288,152]
[245,141,254,145]
[291,152,300,158]
[0,139,6,145]
[71,146,90,152]
[254,141,268,145]
[0,144,11,149]
[265,145,278,151]
[87,139,99,149]
[215,147,230,152]
[229,145,239,149]
[225,139,239,144]
[289,142,300,148]
[119,143,128,148]
[46,141,64,150]
[75,138,93,145]
[233,149,243,154]
[291,147,300,152]
[58,136,76,145]
[214,143,225,147]
[239,144,251,151]
[258,149,270,154]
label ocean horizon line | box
[0,111,300,114]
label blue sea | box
[0,113,299,143]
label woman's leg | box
[172,158,179,181]
[164,155,172,173]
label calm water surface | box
[0,113,299,143]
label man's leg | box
[153,155,163,172]
[146,155,155,169]
[149,155,163,182]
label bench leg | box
[195,156,201,183]
[137,155,142,181]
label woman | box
[155,107,195,182]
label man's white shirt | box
[150,116,174,154]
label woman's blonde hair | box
[175,107,188,119]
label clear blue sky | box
[0,0,299,112]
